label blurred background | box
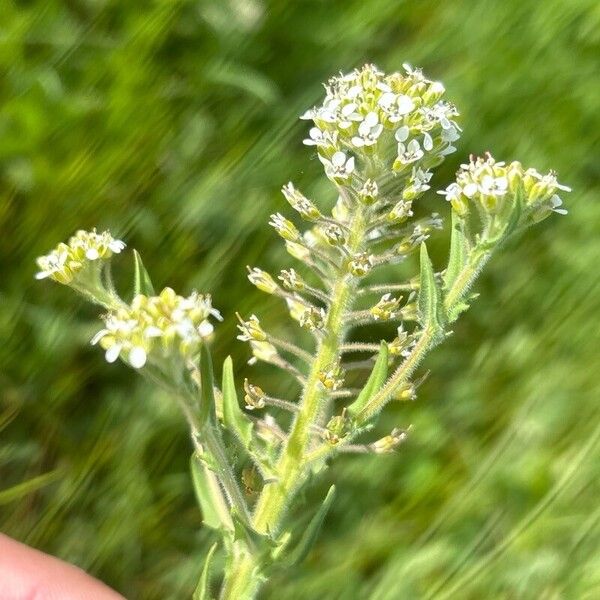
[1,1,599,598]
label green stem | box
[355,325,438,424]
[220,204,368,599]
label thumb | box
[0,533,125,600]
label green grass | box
[1,1,599,598]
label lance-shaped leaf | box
[222,356,254,450]
[347,343,388,418]
[285,485,336,567]
[418,243,444,334]
[444,212,471,290]
[190,453,233,531]
[132,249,155,296]
[199,343,218,428]
[193,543,217,600]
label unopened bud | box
[370,294,402,320]
[279,268,305,291]
[269,213,300,241]
[247,267,278,294]
[348,253,373,277]
[243,379,266,410]
[371,427,408,454]
[299,306,326,331]
[281,183,322,221]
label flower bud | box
[318,361,345,391]
[243,379,266,410]
[348,253,373,277]
[371,427,408,454]
[247,267,279,294]
[370,294,402,320]
[279,268,305,291]
[322,223,346,246]
[237,315,267,342]
[359,179,379,205]
[281,183,322,221]
[299,307,326,332]
[269,213,300,242]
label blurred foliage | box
[1,0,599,598]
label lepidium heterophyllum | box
[35,64,569,599]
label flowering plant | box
[36,64,569,599]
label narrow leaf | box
[190,453,232,530]
[132,249,155,296]
[444,212,471,290]
[193,543,217,600]
[199,344,217,428]
[286,485,336,567]
[222,356,254,450]
[418,243,444,332]
[347,342,388,418]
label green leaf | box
[286,485,336,567]
[444,212,471,290]
[222,356,254,450]
[132,249,155,297]
[231,509,276,555]
[193,543,217,600]
[190,453,233,530]
[199,344,217,428]
[347,342,388,418]
[418,243,444,333]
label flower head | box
[92,287,220,368]
[439,153,570,224]
[35,229,125,284]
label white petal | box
[109,240,126,253]
[395,126,409,142]
[198,320,214,338]
[144,326,163,338]
[364,112,379,127]
[86,248,100,260]
[105,344,122,363]
[463,183,478,198]
[35,271,51,280]
[423,132,433,151]
[351,137,365,147]
[332,152,346,167]
[345,157,355,173]
[129,346,147,369]
[378,92,396,108]
[396,95,415,115]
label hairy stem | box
[220,203,367,598]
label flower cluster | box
[302,63,461,182]
[35,229,126,284]
[92,287,221,368]
[438,153,570,223]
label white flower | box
[549,194,568,215]
[319,151,355,180]
[396,139,424,165]
[379,93,415,122]
[303,127,325,146]
[35,246,69,280]
[437,182,463,202]
[480,175,509,197]
[351,112,383,148]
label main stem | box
[219,203,367,599]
